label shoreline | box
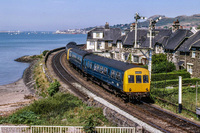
[0,58,37,116]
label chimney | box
[172,19,180,32]
[130,23,135,32]
[105,22,110,29]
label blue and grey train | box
[65,42,150,99]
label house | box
[176,30,200,77]
[86,22,121,52]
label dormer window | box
[93,32,103,39]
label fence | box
[0,126,135,133]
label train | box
[65,42,150,100]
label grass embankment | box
[0,93,110,126]
[0,52,113,127]
[151,70,200,121]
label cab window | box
[128,75,134,83]
[136,75,141,83]
[143,75,149,83]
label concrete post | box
[179,76,182,113]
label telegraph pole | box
[148,17,161,80]
[134,13,146,48]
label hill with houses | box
[110,14,200,30]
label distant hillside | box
[111,14,200,29]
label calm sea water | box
[0,32,87,85]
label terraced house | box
[86,21,200,77]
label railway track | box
[51,50,200,133]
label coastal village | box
[85,20,200,78]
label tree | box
[197,25,200,29]
[152,53,176,73]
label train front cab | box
[123,67,150,96]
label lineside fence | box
[0,126,135,133]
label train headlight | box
[129,88,132,92]
[146,88,148,91]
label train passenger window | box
[136,75,141,83]
[87,61,90,68]
[94,64,97,71]
[97,65,99,71]
[100,66,103,73]
[128,75,134,83]
[90,63,92,69]
[103,67,107,75]
[116,72,121,81]
[143,75,149,83]
[111,70,115,78]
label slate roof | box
[84,53,140,71]
[164,29,193,50]
[178,30,200,52]
[87,27,121,44]
[117,29,148,46]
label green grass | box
[151,86,200,121]
[0,93,112,126]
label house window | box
[187,63,193,74]
[90,41,94,46]
[134,56,139,63]
[192,51,196,58]
[108,42,112,47]
[96,33,100,38]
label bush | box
[42,50,49,56]
[151,70,190,81]
[152,61,176,73]
[47,79,61,96]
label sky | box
[0,0,199,31]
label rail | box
[0,126,135,133]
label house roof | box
[118,29,148,46]
[178,30,200,52]
[87,27,121,43]
[164,29,193,50]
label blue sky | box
[0,0,199,31]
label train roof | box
[70,48,90,56]
[84,54,140,71]
[66,42,78,49]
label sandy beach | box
[0,79,35,116]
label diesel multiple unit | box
[65,42,150,99]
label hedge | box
[151,78,200,88]
[151,71,190,81]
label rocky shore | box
[0,55,38,116]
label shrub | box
[151,71,190,81]
[151,78,200,88]
[8,111,41,125]
[47,79,61,96]
[42,50,49,56]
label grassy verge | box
[151,86,200,121]
[33,56,50,97]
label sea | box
[0,32,87,85]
